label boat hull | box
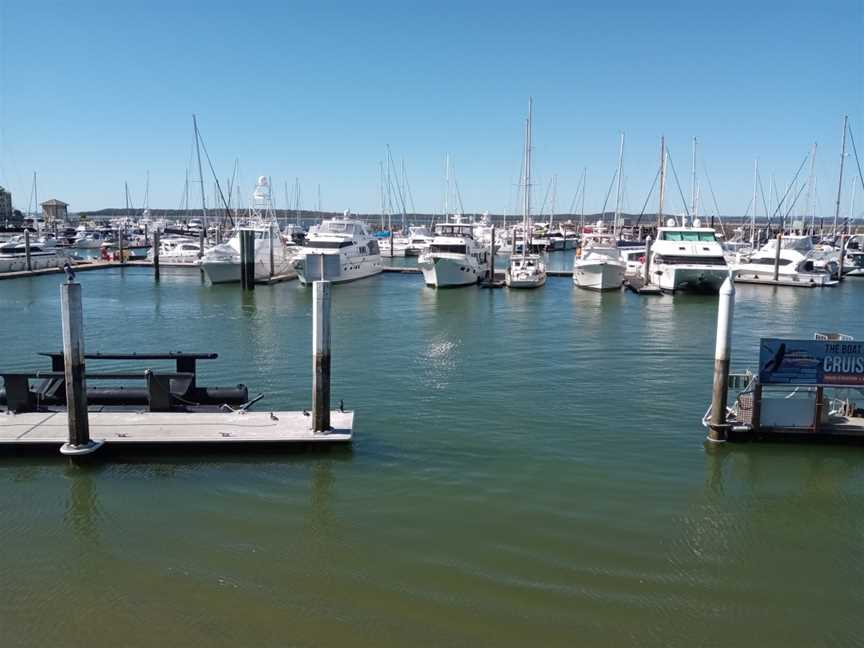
[0,252,66,274]
[419,256,483,288]
[295,253,382,285]
[506,272,547,288]
[655,266,728,293]
[573,260,625,291]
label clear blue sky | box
[1,0,862,217]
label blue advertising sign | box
[759,338,864,386]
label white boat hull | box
[573,260,624,291]
[655,266,728,293]
[732,268,836,287]
[506,272,546,288]
[419,256,484,287]
[296,253,382,285]
[0,252,66,274]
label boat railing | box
[701,371,756,430]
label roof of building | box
[40,199,69,207]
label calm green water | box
[1,265,863,647]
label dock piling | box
[643,235,652,285]
[153,230,161,281]
[707,277,735,443]
[119,226,126,265]
[312,280,331,432]
[59,282,101,455]
[489,225,496,281]
[269,224,275,278]
[838,234,846,280]
[240,229,255,290]
[24,229,32,272]
[773,232,782,282]
[199,228,205,260]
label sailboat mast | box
[614,132,624,237]
[523,98,533,239]
[550,173,557,229]
[690,136,698,220]
[125,181,130,213]
[751,160,758,245]
[804,142,817,232]
[444,154,450,219]
[192,115,209,228]
[657,136,666,227]
[833,114,848,235]
[580,167,587,233]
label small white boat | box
[505,98,546,290]
[506,255,546,288]
[573,237,626,290]
[418,217,490,288]
[732,234,838,286]
[147,236,202,265]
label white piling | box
[708,276,735,443]
[59,282,102,455]
[312,280,332,432]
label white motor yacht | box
[418,218,490,287]
[649,219,729,293]
[573,231,626,291]
[0,236,69,273]
[202,224,297,284]
[732,234,838,286]
[293,213,382,284]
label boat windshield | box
[308,240,354,249]
[320,221,357,235]
[430,244,467,254]
[434,225,473,237]
[660,230,716,242]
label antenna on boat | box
[657,136,666,228]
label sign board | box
[759,338,864,386]
[303,253,341,281]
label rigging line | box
[782,180,808,223]
[741,195,754,221]
[568,170,585,215]
[634,166,661,226]
[538,176,553,219]
[598,167,618,221]
[769,154,809,222]
[197,134,234,226]
[665,148,690,222]
[700,157,726,237]
[757,168,771,227]
[453,175,466,216]
[848,126,864,194]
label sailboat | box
[506,98,546,289]
[573,133,626,291]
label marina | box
[2,0,863,643]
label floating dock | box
[0,409,353,448]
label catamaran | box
[649,219,729,292]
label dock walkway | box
[0,410,353,447]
